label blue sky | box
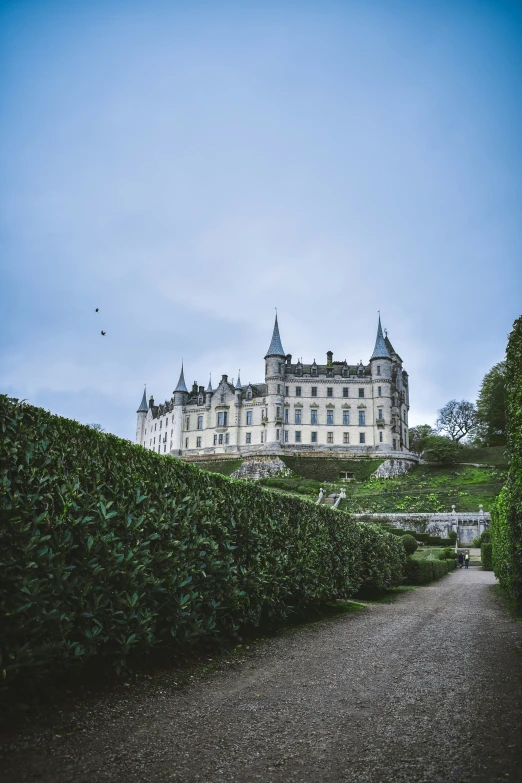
[1,0,521,439]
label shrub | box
[0,396,406,701]
[481,542,493,571]
[491,315,522,611]
[404,558,454,585]
[448,530,457,543]
[401,534,418,556]
[438,548,456,561]
[422,436,459,464]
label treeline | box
[492,316,522,611]
[0,396,405,704]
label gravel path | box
[1,568,521,783]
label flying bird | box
[95,308,99,312]
[101,331,106,336]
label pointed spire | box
[174,361,188,393]
[265,313,285,357]
[206,374,213,393]
[137,386,148,413]
[235,370,242,389]
[370,314,391,360]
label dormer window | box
[247,388,252,400]
[311,366,317,376]
[198,395,204,405]
[296,365,302,377]
[342,367,348,377]
[220,394,225,403]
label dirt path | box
[1,568,521,783]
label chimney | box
[327,350,333,365]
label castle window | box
[277,384,281,394]
[164,445,166,452]
[393,438,397,450]
[378,409,383,420]
[358,388,364,398]
[276,406,281,418]
[213,435,217,445]
[327,410,334,425]
[218,434,223,444]
[247,389,252,400]
[295,409,302,424]
[166,418,168,426]
[284,430,289,442]
[311,366,317,376]
[276,429,280,440]
[295,431,301,443]
[327,432,334,444]
[377,365,381,376]
[284,409,289,423]
[225,433,229,444]
[359,432,366,444]
[220,394,225,403]
[246,432,251,444]
[261,432,264,444]
[327,387,333,397]
[185,416,190,430]
[311,431,317,443]
[246,411,252,426]
[185,437,189,448]
[197,415,203,430]
[159,420,162,429]
[311,409,318,425]
[198,395,203,405]
[378,386,382,397]
[197,437,202,448]
[359,411,365,425]
[158,446,160,453]
[379,432,383,443]
[343,388,349,398]
[342,368,348,378]
[343,410,350,425]
[311,386,317,397]
[295,386,302,397]
[343,432,349,444]
[285,386,289,396]
[217,411,228,427]
[296,366,302,376]
[327,368,333,377]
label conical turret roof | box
[174,362,188,393]
[265,314,285,357]
[206,374,213,393]
[137,387,148,413]
[370,315,391,360]
[235,371,242,389]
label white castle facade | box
[135,315,411,459]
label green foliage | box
[408,424,435,454]
[475,362,507,446]
[438,548,456,561]
[193,459,243,476]
[448,530,457,543]
[481,542,493,571]
[491,316,522,611]
[435,399,477,443]
[401,534,418,556]
[404,558,455,585]
[259,477,325,497]
[422,436,459,464]
[279,456,384,483]
[0,396,406,702]
[456,446,509,467]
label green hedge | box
[404,558,456,585]
[0,396,405,699]
[491,316,522,610]
[481,542,493,571]
[192,459,243,476]
[279,456,384,483]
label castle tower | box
[171,363,188,456]
[264,314,286,449]
[136,387,148,446]
[370,315,392,450]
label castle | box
[136,315,411,459]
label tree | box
[435,399,476,443]
[401,534,418,557]
[475,362,507,445]
[89,423,105,432]
[408,424,435,454]
[422,435,459,464]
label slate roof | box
[370,316,391,360]
[265,314,285,357]
[174,363,188,393]
[137,388,148,413]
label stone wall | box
[354,510,490,544]
[372,458,416,478]
[231,454,289,481]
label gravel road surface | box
[1,568,521,783]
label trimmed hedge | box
[0,396,405,699]
[491,316,522,610]
[404,558,456,585]
[481,542,493,571]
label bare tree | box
[435,399,476,442]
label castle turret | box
[136,387,148,446]
[171,363,188,456]
[370,315,392,450]
[205,375,213,407]
[264,314,286,448]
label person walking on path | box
[458,551,464,568]
[465,552,470,569]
